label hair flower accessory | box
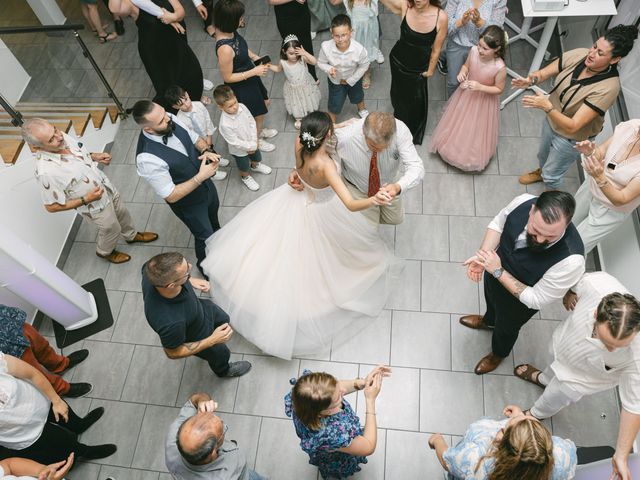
[301,131,318,147]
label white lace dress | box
[202,161,397,359]
[282,58,321,119]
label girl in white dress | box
[270,35,322,129]
[202,111,397,360]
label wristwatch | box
[492,268,503,279]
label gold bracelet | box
[365,412,376,415]
[596,178,609,188]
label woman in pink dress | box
[430,25,507,172]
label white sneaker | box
[218,157,230,167]
[241,175,260,191]
[376,50,385,64]
[258,140,276,152]
[311,31,317,40]
[294,119,301,129]
[260,128,278,139]
[251,162,272,174]
[358,109,370,119]
[203,79,214,91]
[212,170,227,180]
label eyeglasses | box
[160,262,192,287]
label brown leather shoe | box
[519,168,543,185]
[474,352,504,375]
[459,315,491,330]
[96,250,131,264]
[126,231,159,244]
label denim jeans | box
[232,150,263,173]
[248,469,268,480]
[537,118,585,190]
[445,41,471,98]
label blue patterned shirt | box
[446,0,508,47]
[443,418,577,480]
[0,305,29,358]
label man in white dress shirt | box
[515,272,640,480]
[288,111,425,224]
[461,191,585,374]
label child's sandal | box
[98,32,117,43]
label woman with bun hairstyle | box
[202,111,397,360]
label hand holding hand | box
[476,249,501,273]
[210,323,233,345]
[562,290,578,311]
[38,452,74,480]
[198,399,218,413]
[196,4,208,20]
[428,433,444,449]
[252,64,270,77]
[371,190,392,206]
[522,92,552,111]
[52,398,69,423]
[190,278,210,293]
[462,255,484,282]
[380,183,401,200]
[503,404,524,418]
[197,155,220,180]
[85,186,104,203]
[462,80,481,91]
[288,169,304,192]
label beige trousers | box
[343,178,404,225]
[83,190,137,256]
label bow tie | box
[162,121,176,145]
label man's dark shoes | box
[474,352,504,375]
[459,315,492,330]
[64,382,93,398]
[223,360,252,377]
[61,349,89,373]
[80,443,117,460]
[77,407,105,433]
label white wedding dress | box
[201,162,397,360]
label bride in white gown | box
[202,111,397,359]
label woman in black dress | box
[109,0,205,110]
[268,0,317,80]
[383,0,447,144]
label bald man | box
[165,392,267,480]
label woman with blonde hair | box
[428,405,577,479]
[284,365,391,479]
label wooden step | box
[0,139,25,165]
[15,102,120,122]
[5,106,110,129]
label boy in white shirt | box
[165,85,217,149]
[317,14,370,122]
[214,85,272,191]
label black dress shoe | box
[78,407,105,433]
[64,382,93,398]
[61,349,89,373]
[223,360,251,377]
[80,443,117,460]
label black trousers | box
[274,5,317,80]
[0,405,89,465]
[483,272,538,358]
[195,300,232,376]
[168,186,220,275]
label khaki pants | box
[343,178,404,225]
[83,190,136,256]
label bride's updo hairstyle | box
[298,111,333,168]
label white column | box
[0,39,31,105]
[25,0,67,25]
[0,224,98,330]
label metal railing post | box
[0,93,23,126]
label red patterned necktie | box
[368,151,380,197]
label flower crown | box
[283,34,299,45]
[301,131,319,148]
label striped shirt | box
[551,272,640,414]
[334,118,425,194]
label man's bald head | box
[176,412,224,465]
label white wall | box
[0,39,31,105]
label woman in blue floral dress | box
[284,366,390,479]
[428,404,577,479]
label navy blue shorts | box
[327,78,364,114]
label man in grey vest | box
[166,392,267,480]
[461,191,585,375]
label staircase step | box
[4,107,110,129]
[15,103,120,122]
[0,139,25,165]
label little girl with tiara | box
[270,35,322,129]
[429,25,508,172]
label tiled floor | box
[2,1,620,479]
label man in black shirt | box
[141,252,251,377]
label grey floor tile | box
[385,429,449,480]
[420,369,484,436]
[223,168,278,207]
[103,164,140,202]
[121,345,185,406]
[403,181,423,214]
[395,214,449,261]
[385,260,421,311]
[145,203,192,248]
[331,310,392,365]
[391,311,451,370]
[234,355,300,418]
[175,353,242,412]
[350,429,386,480]
[104,244,164,292]
[357,365,420,431]
[216,412,263,470]
[89,289,126,342]
[99,466,160,480]
[448,216,492,263]
[450,319,515,376]
[474,174,527,217]
[70,339,134,400]
[483,374,548,420]
[497,136,541,176]
[113,68,153,98]
[422,173,475,216]
[80,399,146,467]
[62,241,111,286]
[110,292,161,346]
[132,405,180,471]
[512,319,557,371]
[66,461,101,480]
[498,100,520,137]
[132,177,167,203]
[254,417,318,480]
[75,216,99,243]
[421,261,479,314]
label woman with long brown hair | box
[428,405,577,479]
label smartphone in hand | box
[254,55,271,66]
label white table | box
[500,0,617,110]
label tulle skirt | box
[202,184,398,360]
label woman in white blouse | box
[0,452,73,480]
[0,352,115,464]
[573,119,640,253]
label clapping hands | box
[363,365,391,400]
